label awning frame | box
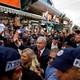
[0,5,45,20]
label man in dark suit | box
[15,36,50,73]
[36,36,50,75]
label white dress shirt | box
[40,47,45,56]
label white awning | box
[0,5,45,20]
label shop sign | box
[0,0,20,8]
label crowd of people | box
[0,17,80,80]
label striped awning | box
[0,5,45,20]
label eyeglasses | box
[49,56,55,60]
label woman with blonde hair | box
[21,48,44,80]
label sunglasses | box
[49,56,55,60]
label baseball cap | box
[73,47,80,68]
[30,39,36,44]
[52,47,80,71]
[21,36,28,42]
[52,35,59,40]
[0,47,21,73]
[39,34,45,37]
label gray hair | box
[37,36,47,44]
[50,48,59,53]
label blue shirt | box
[45,64,58,80]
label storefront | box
[0,5,45,20]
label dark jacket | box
[19,45,50,72]
[22,67,42,80]
[19,45,50,77]
[34,48,50,78]
[38,48,50,71]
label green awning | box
[21,0,30,8]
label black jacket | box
[22,67,42,80]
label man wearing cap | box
[52,47,80,80]
[30,39,36,46]
[0,47,22,80]
[51,35,59,49]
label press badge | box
[5,59,20,71]
[73,59,80,68]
